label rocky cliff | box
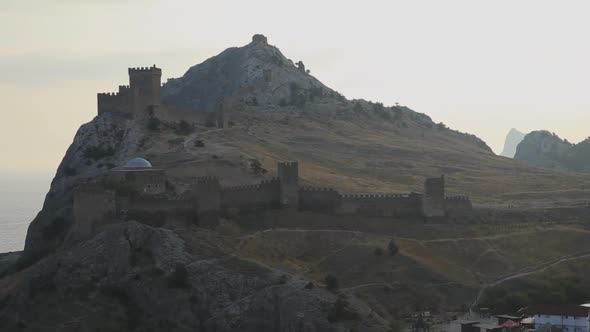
[500,128,526,158]
[4,34,590,331]
[514,130,590,172]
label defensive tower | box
[128,65,162,114]
[97,65,162,117]
[422,175,445,217]
[278,161,299,208]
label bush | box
[388,240,399,256]
[147,117,161,131]
[325,274,339,291]
[326,296,360,322]
[278,275,288,285]
[374,247,383,256]
[250,159,267,175]
[304,282,314,290]
[353,102,363,113]
[167,263,190,289]
[175,120,193,136]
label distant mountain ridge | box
[500,128,526,158]
[514,130,590,172]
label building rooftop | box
[519,305,589,317]
[474,323,503,330]
[124,157,152,168]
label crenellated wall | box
[336,192,423,217]
[444,196,473,216]
[422,176,446,217]
[109,169,167,195]
[97,65,162,117]
[192,176,222,214]
[221,178,281,212]
[298,186,340,213]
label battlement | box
[340,193,413,199]
[445,196,470,201]
[194,176,221,184]
[223,183,267,192]
[128,65,162,74]
[300,186,337,192]
[278,161,298,167]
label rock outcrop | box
[514,130,590,172]
[500,128,526,158]
[0,221,389,331]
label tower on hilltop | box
[97,65,162,117]
[128,65,162,115]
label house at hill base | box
[518,305,590,332]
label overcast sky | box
[1,0,589,172]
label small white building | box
[519,305,590,332]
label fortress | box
[98,66,163,117]
[72,158,472,239]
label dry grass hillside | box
[139,106,590,208]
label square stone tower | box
[278,161,299,208]
[128,65,162,115]
[422,175,445,217]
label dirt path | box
[473,250,590,306]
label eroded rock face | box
[22,114,143,266]
[0,221,388,331]
[162,34,336,112]
[500,128,526,158]
[514,130,576,170]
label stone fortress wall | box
[73,160,473,232]
[97,65,162,117]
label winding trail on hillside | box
[473,249,590,306]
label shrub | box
[249,159,267,175]
[304,282,314,290]
[374,247,383,256]
[353,102,363,113]
[175,120,193,136]
[147,117,161,131]
[388,240,399,256]
[278,275,288,285]
[167,263,190,289]
[326,296,360,322]
[325,274,339,291]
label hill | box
[515,130,590,172]
[3,34,590,331]
[500,128,526,158]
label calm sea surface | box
[0,172,51,253]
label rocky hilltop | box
[499,128,526,158]
[514,130,590,172]
[3,34,590,331]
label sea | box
[0,171,51,253]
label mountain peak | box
[162,34,333,112]
[500,128,526,158]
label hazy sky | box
[1,0,589,172]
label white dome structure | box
[124,157,153,168]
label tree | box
[388,240,399,256]
[147,117,161,131]
[325,274,339,291]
